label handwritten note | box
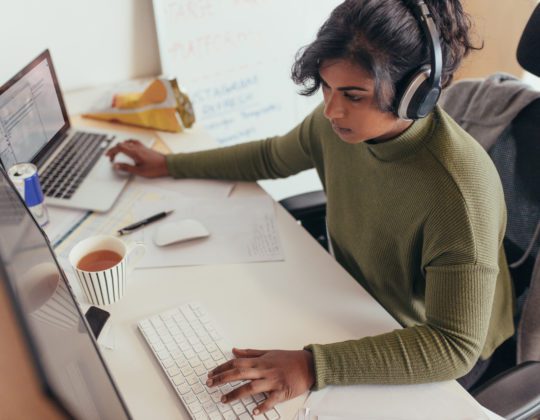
[153,0,341,145]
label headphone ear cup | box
[397,65,441,120]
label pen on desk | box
[117,210,174,236]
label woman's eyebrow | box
[320,75,368,92]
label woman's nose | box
[323,93,345,119]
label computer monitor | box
[0,166,131,420]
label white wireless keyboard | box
[138,302,280,420]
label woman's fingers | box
[219,378,268,404]
[232,348,268,358]
[254,391,282,415]
[207,363,262,387]
[106,139,145,161]
[209,355,257,377]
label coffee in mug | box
[77,250,123,272]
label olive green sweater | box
[166,104,514,388]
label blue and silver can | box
[8,163,49,227]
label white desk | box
[98,182,397,419]
[59,92,493,420]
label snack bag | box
[83,78,195,132]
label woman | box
[107,0,514,415]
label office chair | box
[280,4,540,418]
[465,6,540,419]
[279,190,328,249]
[465,96,540,420]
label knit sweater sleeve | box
[164,107,319,180]
[305,263,498,388]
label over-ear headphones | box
[396,0,443,120]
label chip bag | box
[83,78,195,132]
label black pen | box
[117,210,174,236]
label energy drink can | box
[8,163,49,227]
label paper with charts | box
[55,185,284,268]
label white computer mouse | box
[153,219,210,247]
[113,152,136,166]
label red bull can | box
[8,163,49,227]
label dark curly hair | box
[291,0,480,113]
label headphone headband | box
[413,1,442,92]
[396,0,443,120]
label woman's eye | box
[344,93,362,102]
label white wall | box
[1,0,161,92]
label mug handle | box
[125,241,146,276]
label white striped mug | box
[68,235,145,306]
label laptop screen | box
[0,50,69,169]
[0,167,131,420]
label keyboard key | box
[168,366,180,376]
[205,343,218,352]
[233,402,246,415]
[211,392,222,403]
[183,392,197,405]
[195,365,207,376]
[192,383,205,395]
[266,409,280,420]
[204,359,217,370]
[197,393,211,404]
[171,375,185,386]
[203,400,218,413]
[188,401,202,414]
[186,374,199,385]
[162,358,175,369]
[157,350,169,360]
[177,384,191,395]
[223,411,237,420]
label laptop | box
[0,165,131,419]
[0,49,153,212]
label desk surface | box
[0,93,491,419]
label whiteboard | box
[153,0,341,146]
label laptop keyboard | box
[138,302,281,420]
[41,131,115,200]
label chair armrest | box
[278,190,327,220]
[472,361,540,420]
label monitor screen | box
[0,50,68,169]
[0,167,131,420]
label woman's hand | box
[207,348,315,416]
[105,139,169,178]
